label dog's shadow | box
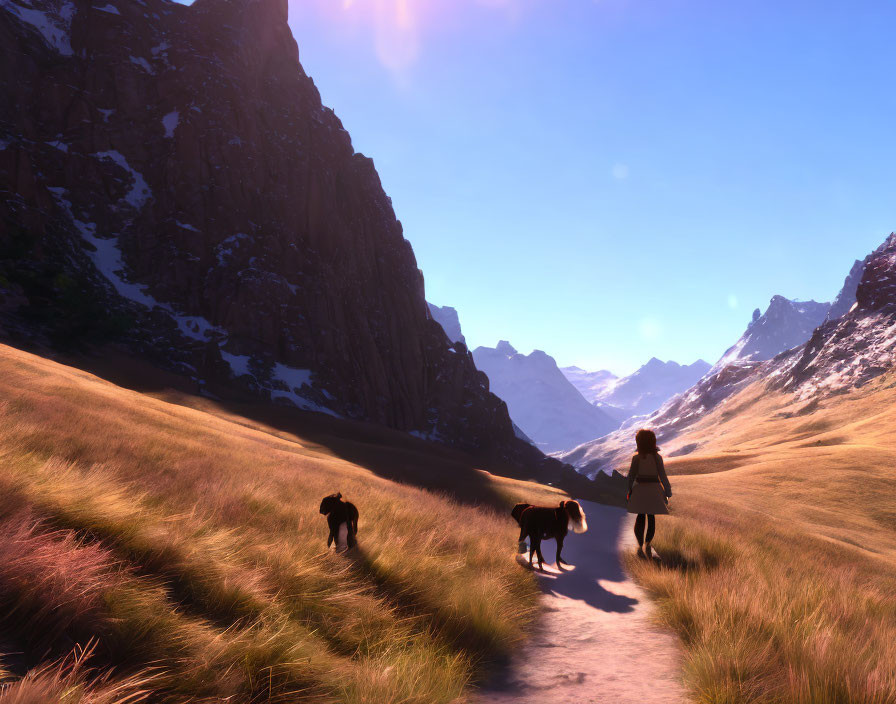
[518,502,639,614]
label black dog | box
[319,492,359,549]
[512,500,588,570]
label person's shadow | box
[522,501,638,613]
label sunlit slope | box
[662,374,896,563]
[0,343,564,703]
[625,374,896,703]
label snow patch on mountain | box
[128,56,154,74]
[219,352,337,416]
[1,0,75,55]
[561,366,618,403]
[162,110,179,138]
[93,150,152,208]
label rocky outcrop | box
[713,296,830,369]
[427,303,465,345]
[0,0,548,461]
[825,258,867,322]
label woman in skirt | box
[626,428,672,558]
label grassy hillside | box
[624,375,896,704]
[0,343,565,703]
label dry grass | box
[0,645,155,704]
[623,374,896,704]
[0,343,564,703]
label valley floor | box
[474,501,687,704]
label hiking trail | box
[474,500,688,704]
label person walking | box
[626,428,672,558]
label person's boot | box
[644,542,653,559]
[636,545,646,559]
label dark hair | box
[635,428,659,455]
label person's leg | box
[644,514,656,558]
[634,514,646,550]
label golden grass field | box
[0,342,566,703]
[625,375,896,704]
[4,338,895,704]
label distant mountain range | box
[561,235,892,476]
[562,358,710,420]
[472,341,619,454]
[428,307,714,454]
[560,366,618,402]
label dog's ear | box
[336,492,342,499]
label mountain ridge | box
[473,341,619,454]
[562,357,710,422]
[561,237,894,475]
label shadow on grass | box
[63,348,624,512]
[61,349,519,510]
[639,533,733,575]
[343,545,512,665]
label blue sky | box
[288,0,896,375]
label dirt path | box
[473,500,688,704]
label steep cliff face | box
[0,0,530,457]
[825,258,867,322]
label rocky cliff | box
[0,0,543,461]
[825,257,867,322]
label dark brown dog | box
[511,502,531,525]
[512,500,588,570]
[319,492,359,549]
